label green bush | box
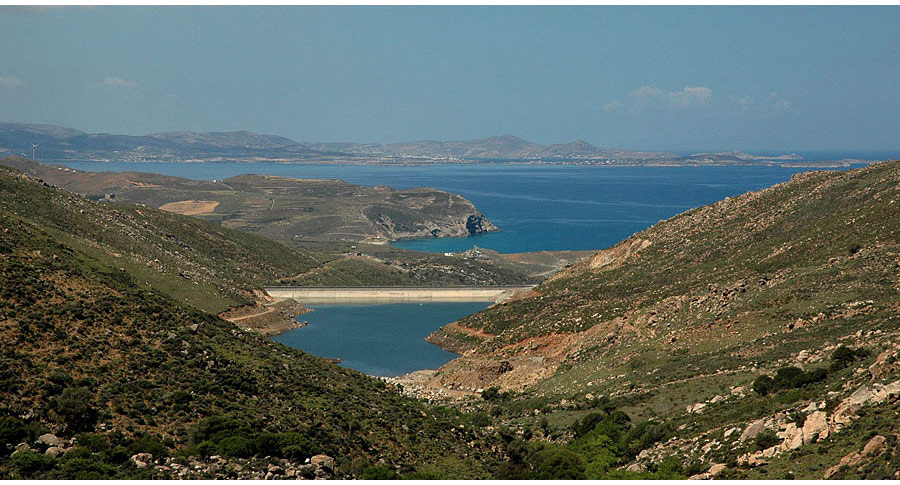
[753,430,780,452]
[57,457,119,479]
[753,375,775,396]
[0,416,28,449]
[530,448,586,479]
[55,387,98,432]
[471,412,491,428]
[128,434,168,458]
[256,432,319,460]
[831,346,868,371]
[75,433,109,453]
[621,421,667,459]
[12,449,56,475]
[494,462,531,479]
[754,366,827,396]
[360,465,400,479]
[217,436,256,458]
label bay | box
[59,161,851,253]
[60,161,857,374]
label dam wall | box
[263,286,534,304]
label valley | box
[3,153,900,479]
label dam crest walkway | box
[263,285,535,304]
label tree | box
[55,387,98,432]
[752,375,774,396]
[530,448,586,479]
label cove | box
[272,302,491,376]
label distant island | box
[0,122,867,167]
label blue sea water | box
[61,161,859,374]
[59,161,854,253]
[272,302,490,376]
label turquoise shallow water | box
[272,302,490,376]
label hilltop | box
[0,122,822,165]
[409,160,900,478]
[0,156,497,245]
[0,164,502,479]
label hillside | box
[0,122,820,165]
[413,160,900,478]
[0,166,499,479]
[0,160,321,314]
[0,156,498,245]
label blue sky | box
[1,6,898,152]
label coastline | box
[220,297,310,337]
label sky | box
[1,6,899,152]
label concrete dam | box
[264,285,535,304]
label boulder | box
[131,453,154,468]
[872,380,900,403]
[867,351,893,380]
[862,435,887,456]
[739,419,766,442]
[760,446,778,458]
[708,463,727,476]
[45,446,65,457]
[848,385,874,405]
[310,454,334,470]
[823,435,886,479]
[625,462,646,473]
[802,411,829,443]
[37,433,63,447]
[778,423,803,451]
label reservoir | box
[59,161,861,253]
[59,162,864,375]
[272,302,491,376]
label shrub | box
[217,436,256,458]
[772,367,806,389]
[755,365,828,396]
[12,449,56,475]
[256,432,319,460]
[128,434,168,458]
[830,346,868,371]
[621,421,667,458]
[0,416,28,449]
[495,462,532,479]
[471,412,491,428]
[573,412,607,438]
[58,457,119,479]
[55,387,98,432]
[753,375,775,396]
[360,465,400,479]
[530,448,586,479]
[753,431,779,452]
[75,433,109,453]
[481,387,500,401]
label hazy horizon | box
[2,6,899,153]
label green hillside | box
[0,167,497,478]
[0,162,321,314]
[423,161,900,478]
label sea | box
[60,160,863,375]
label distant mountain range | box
[0,121,837,166]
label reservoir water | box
[60,161,860,374]
[272,302,490,376]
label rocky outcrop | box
[824,435,888,478]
